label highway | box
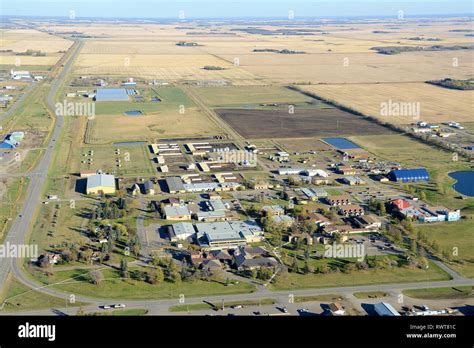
[0,41,83,292]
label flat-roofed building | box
[169,222,195,242]
[196,220,264,250]
[163,205,192,221]
[262,205,285,216]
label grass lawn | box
[169,298,276,312]
[0,177,29,242]
[270,260,450,291]
[32,267,256,300]
[417,219,474,278]
[403,286,473,300]
[0,277,88,313]
[85,308,148,316]
[70,144,155,177]
[353,291,389,299]
[191,86,313,108]
[294,294,343,303]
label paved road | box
[0,40,83,291]
[3,273,474,315]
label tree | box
[290,254,299,273]
[120,259,129,278]
[89,270,103,285]
[377,201,386,216]
[409,239,418,254]
[256,266,273,281]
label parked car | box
[113,304,126,309]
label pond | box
[449,171,474,197]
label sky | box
[0,0,473,19]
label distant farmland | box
[215,108,392,139]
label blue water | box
[322,137,361,150]
[113,141,146,146]
[449,171,474,197]
[123,110,144,116]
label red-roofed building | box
[391,199,412,211]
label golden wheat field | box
[300,83,474,124]
[0,29,73,52]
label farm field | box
[220,50,473,84]
[90,108,221,143]
[73,52,262,85]
[216,108,393,139]
[191,86,314,107]
[0,29,73,53]
[299,83,474,124]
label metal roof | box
[374,302,400,316]
[165,177,185,192]
[86,174,115,189]
[390,168,429,182]
[95,88,129,101]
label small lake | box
[449,171,474,197]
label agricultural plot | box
[191,86,313,108]
[300,83,474,124]
[73,52,261,85]
[0,29,73,53]
[215,108,392,139]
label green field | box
[0,277,87,313]
[169,298,276,312]
[417,220,474,278]
[95,87,196,116]
[353,291,389,299]
[270,260,450,291]
[84,308,148,316]
[191,86,314,108]
[32,267,256,300]
[29,199,94,252]
[294,294,343,303]
[0,177,29,242]
[403,286,473,300]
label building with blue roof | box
[389,168,430,182]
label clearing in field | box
[215,108,392,139]
[299,83,474,124]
